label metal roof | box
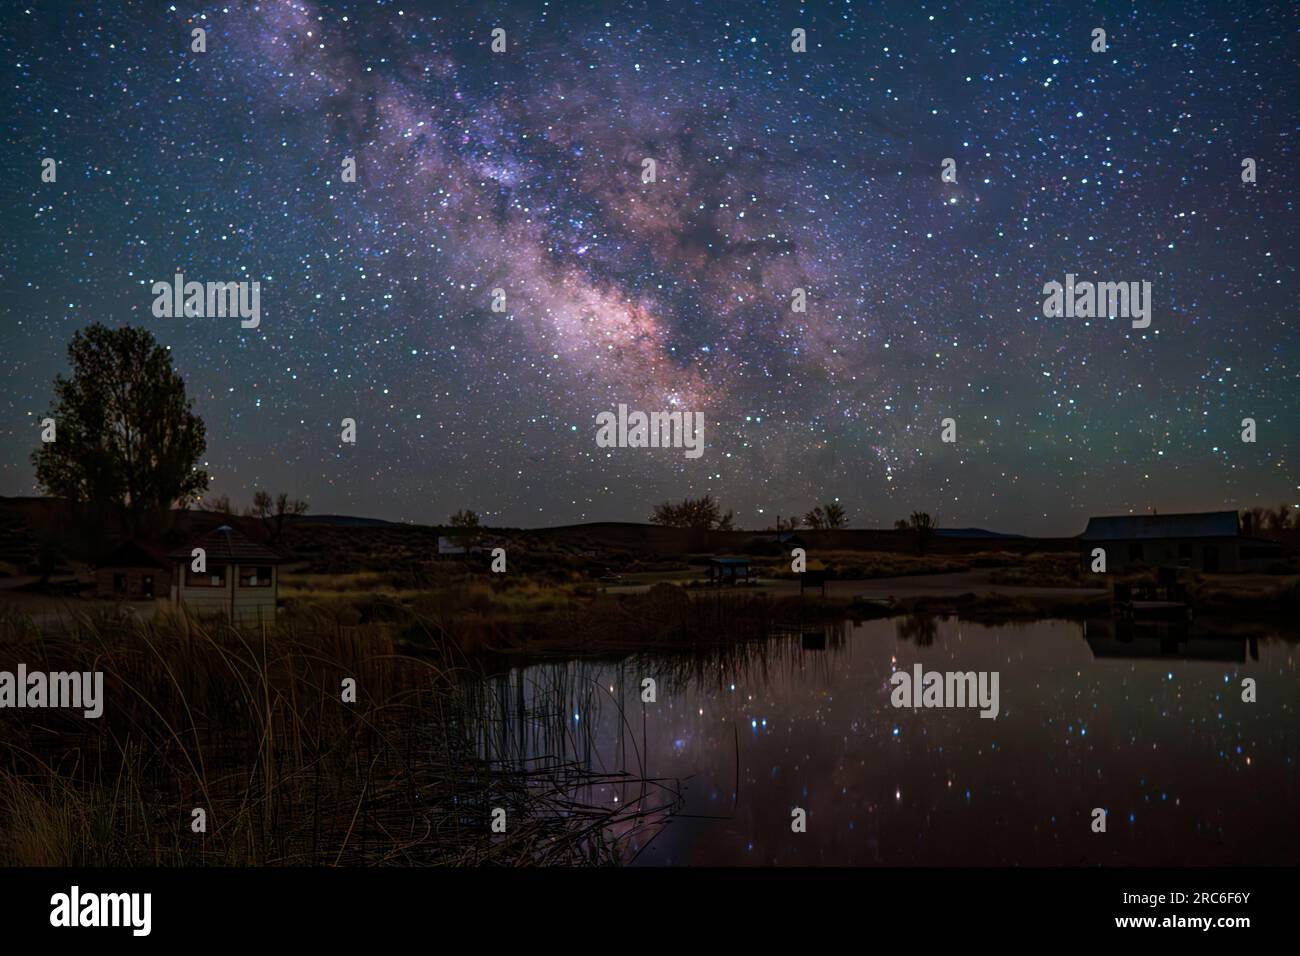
[1079,511,1239,541]
[168,524,285,563]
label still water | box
[474,617,1298,865]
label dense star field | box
[2,1,1295,534]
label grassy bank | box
[0,608,678,866]
[3,568,1294,865]
[282,562,1300,655]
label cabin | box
[704,556,751,586]
[1078,511,1284,573]
[95,540,172,600]
[167,525,285,624]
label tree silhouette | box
[32,324,209,532]
[1267,503,1293,531]
[1241,503,1295,540]
[907,511,935,554]
[200,494,234,514]
[805,502,847,530]
[250,490,310,544]
[449,509,482,555]
[898,613,938,647]
[1240,506,1267,536]
[650,495,734,530]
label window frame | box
[186,565,228,588]
[238,566,274,588]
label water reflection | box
[1084,618,1260,663]
[468,617,1298,865]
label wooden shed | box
[168,525,285,624]
[95,540,172,600]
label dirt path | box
[0,582,156,632]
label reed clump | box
[0,607,678,866]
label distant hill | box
[935,528,1027,539]
[291,514,398,527]
[0,497,1078,577]
[295,517,1029,539]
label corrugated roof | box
[1079,511,1239,541]
[168,524,285,563]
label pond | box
[471,616,1299,865]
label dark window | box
[239,566,273,588]
[186,565,227,587]
[1128,543,1143,561]
[113,573,128,595]
[141,575,154,597]
[1178,543,1193,558]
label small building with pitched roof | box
[167,524,285,624]
[1078,511,1283,573]
[96,539,172,600]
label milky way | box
[2,1,1296,533]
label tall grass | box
[0,606,679,866]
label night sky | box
[2,1,1296,535]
